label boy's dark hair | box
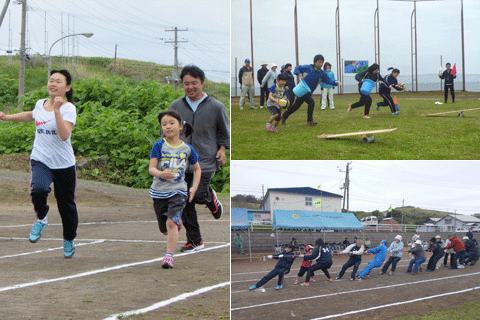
[315,238,324,247]
[388,67,400,74]
[50,69,73,103]
[446,63,451,66]
[180,65,205,83]
[367,63,380,74]
[277,73,288,81]
[313,54,325,64]
[285,63,292,69]
[158,110,194,138]
[323,62,332,70]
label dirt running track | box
[0,170,230,320]
[232,253,480,320]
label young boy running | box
[266,73,288,132]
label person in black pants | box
[301,238,333,286]
[349,63,390,119]
[439,63,456,103]
[336,240,364,281]
[283,63,296,106]
[426,237,445,272]
[377,67,403,115]
[257,62,269,108]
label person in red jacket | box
[444,234,466,269]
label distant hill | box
[352,206,451,225]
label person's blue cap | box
[245,58,250,63]
[381,240,388,246]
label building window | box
[445,218,452,225]
[305,197,312,206]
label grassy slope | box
[231,92,480,160]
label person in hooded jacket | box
[406,239,427,274]
[357,240,389,280]
[301,238,333,286]
[379,235,404,276]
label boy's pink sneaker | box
[272,127,278,133]
[310,278,316,283]
[294,279,299,285]
[162,255,174,269]
[266,122,272,131]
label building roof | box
[266,187,343,199]
[438,214,480,224]
[428,218,441,222]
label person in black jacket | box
[283,63,296,106]
[426,237,444,272]
[439,63,456,103]
[249,244,297,291]
[376,67,404,115]
[348,63,391,118]
[257,62,269,109]
[464,236,477,265]
[301,238,333,286]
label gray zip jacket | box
[168,94,230,173]
[388,241,404,258]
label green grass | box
[231,92,480,159]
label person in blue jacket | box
[301,238,333,286]
[376,67,404,115]
[281,54,339,126]
[357,240,388,280]
[348,63,391,119]
[249,244,297,291]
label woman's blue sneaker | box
[29,221,48,243]
[64,240,75,258]
[391,112,399,115]
[276,285,283,290]
[249,285,257,291]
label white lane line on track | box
[309,286,480,320]
[0,219,228,228]
[230,271,480,311]
[0,237,227,245]
[103,282,230,320]
[0,243,230,294]
[0,240,105,259]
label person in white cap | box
[405,239,427,274]
[379,235,404,276]
[261,63,279,94]
[257,62,269,109]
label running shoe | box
[266,122,272,131]
[162,255,174,269]
[249,285,257,290]
[276,285,283,290]
[272,127,278,133]
[206,189,223,219]
[328,278,333,282]
[310,278,316,283]
[300,282,310,287]
[391,112,399,115]
[363,115,371,119]
[376,102,380,111]
[29,221,48,243]
[194,241,204,251]
[307,120,317,126]
[350,277,355,281]
[63,240,75,258]
[293,280,299,285]
[335,276,341,280]
[180,241,195,252]
[458,265,465,269]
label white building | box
[261,187,343,218]
[434,214,480,232]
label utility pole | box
[0,0,11,29]
[340,162,352,213]
[113,44,117,73]
[294,0,299,68]
[17,0,26,109]
[163,27,188,91]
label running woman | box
[376,67,404,115]
[149,110,201,269]
[0,70,78,258]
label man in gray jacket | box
[379,235,404,276]
[169,65,230,252]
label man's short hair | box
[285,63,292,69]
[180,65,205,83]
[314,54,325,64]
[277,73,288,81]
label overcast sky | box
[0,0,229,82]
[231,160,480,216]
[231,0,480,81]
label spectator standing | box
[239,58,256,110]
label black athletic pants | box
[306,262,332,282]
[351,87,372,116]
[378,90,396,113]
[282,94,315,122]
[182,172,214,245]
[338,258,361,279]
[30,159,78,241]
[444,84,455,103]
[382,256,402,273]
[259,85,269,107]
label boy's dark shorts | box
[267,105,282,118]
[297,265,314,277]
[153,194,186,234]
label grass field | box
[231,91,480,160]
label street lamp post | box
[47,33,93,80]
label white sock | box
[37,217,48,224]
